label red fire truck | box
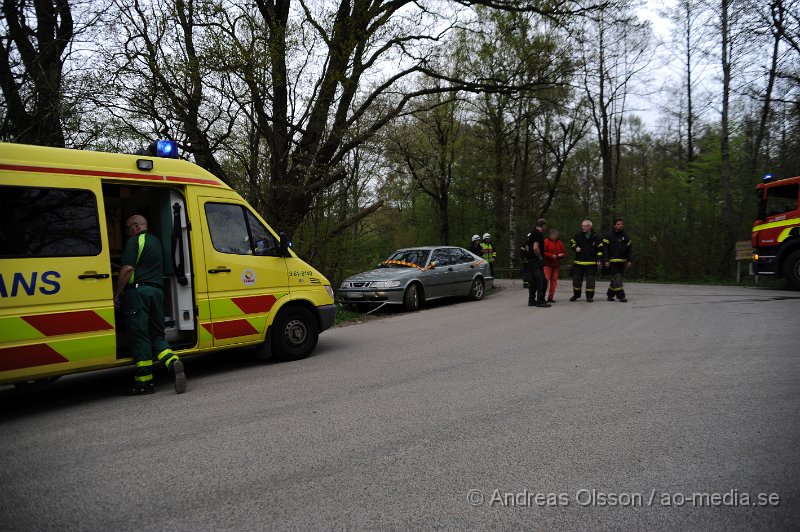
[752,174,800,289]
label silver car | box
[337,246,493,311]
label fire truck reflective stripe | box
[232,295,277,314]
[0,344,69,371]
[201,320,259,339]
[22,310,113,336]
[778,227,795,242]
[0,316,45,343]
[0,163,222,186]
[752,219,799,232]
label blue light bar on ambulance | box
[156,140,179,158]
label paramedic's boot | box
[171,359,187,394]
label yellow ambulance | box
[0,141,336,386]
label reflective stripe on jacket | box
[603,230,633,263]
[570,231,603,265]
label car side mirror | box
[278,232,292,257]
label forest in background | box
[2,0,799,286]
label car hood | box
[343,267,421,282]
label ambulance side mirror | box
[278,232,292,257]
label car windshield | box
[383,249,431,268]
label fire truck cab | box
[752,174,800,289]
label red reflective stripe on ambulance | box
[231,295,277,314]
[0,163,221,186]
[201,320,258,339]
[22,310,113,336]
[0,344,68,371]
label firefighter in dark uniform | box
[469,234,483,257]
[569,219,603,302]
[603,217,633,302]
[114,214,187,395]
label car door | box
[198,198,288,348]
[424,248,452,299]
[448,248,477,295]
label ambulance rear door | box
[197,197,289,348]
[0,177,116,384]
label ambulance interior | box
[103,184,196,357]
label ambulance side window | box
[205,203,279,256]
[0,185,101,258]
[246,211,279,257]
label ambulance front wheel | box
[272,306,319,361]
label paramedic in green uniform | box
[114,214,187,395]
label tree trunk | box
[720,0,735,276]
[748,2,782,180]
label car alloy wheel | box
[469,278,485,300]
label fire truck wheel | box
[782,250,800,290]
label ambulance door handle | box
[208,268,231,274]
[78,273,110,279]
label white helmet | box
[483,232,491,239]
[472,234,480,242]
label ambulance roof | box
[0,142,229,189]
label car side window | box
[431,249,449,266]
[450,248,472,264]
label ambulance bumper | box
[318,304,337,332]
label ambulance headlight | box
[155,140,179,158]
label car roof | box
[394,245,463,251]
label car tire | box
[782,250,800,290]
[468,277,485,301]
[403,283,422,311]
[272,306,319,361]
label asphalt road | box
[1,280,799,531]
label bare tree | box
[0,0,73,146]
[579,0,652,229]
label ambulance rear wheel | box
[783,250,800,290]
[272,306,319,361]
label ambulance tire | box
[272,306,319,361]
[783,250,800,290]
